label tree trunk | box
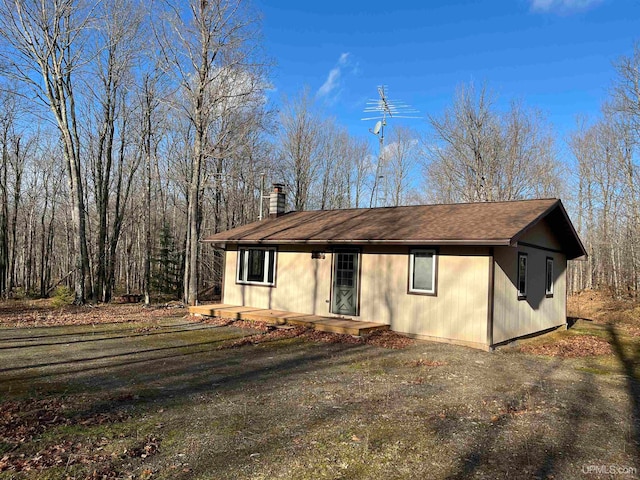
[143,88,152,306]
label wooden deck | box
[188,304,389,336]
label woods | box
[423,83,561,204]
[0,0,636,304]
[568,45,640,296]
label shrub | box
[51,286,74,308]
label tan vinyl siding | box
[359,246,489,346]
[492,221,567,345]
[518,218,563,250]
[223,244,490,347]
[223,245,333,315]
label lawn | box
[0,299,638,479]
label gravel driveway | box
[0,316,638,479]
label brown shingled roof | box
[204,198,587,260]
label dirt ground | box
[0,297,639,479]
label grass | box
[516,318,640,378]
[0,299,639,479]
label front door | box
[331,250,359,316]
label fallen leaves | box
[301,329,365,345]
[519,335,612,357]
[568,290,640,329]
[0,301,184,328]
[301,329,415,349]
[620,324,640,337]
[0,398,70,444]
[200,317,417,349]
[1,439,115,473]
[361,330,416,349]
[125,435,161,459]
[0,396,144,476]
[198,316,235,328]
[1,299,416,349]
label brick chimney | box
[269,183,286,219]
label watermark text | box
[582,465,637,475]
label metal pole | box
[258,172,265,221]
[369,114,386,208]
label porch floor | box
[188,304,389,336]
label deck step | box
[241,309,306,325]
[188,304,388,336]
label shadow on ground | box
[1,319,638,479]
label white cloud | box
[317,52,353,101]
[529,0,603,12]
[317,67,341,98]
[381,138,419,161]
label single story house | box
[203,185,586,350]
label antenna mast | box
[362,86,420,207]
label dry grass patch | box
[404,358,447,367]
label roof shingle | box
[204,198,586,259]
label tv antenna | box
[362,86,420,207]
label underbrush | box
[568,289,640,327]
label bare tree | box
[0,88,20,297]
[87,0,143,301]
[0,0,95,303]
[569,110,637,295]
[422,82,560,203]
[566,43,640,296]
[139,74,162,305]
[345,137,371,208]
[156,0,267,305]
[612,42,640,142]
[610,44,640,294]
[380,125,418,206]
[276,88,324,211]
[36,144,63,298]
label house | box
[203,184,586,350]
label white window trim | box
[236,247,276,286]
[409,248,437,295]
[546,257,554,296]
[518,253,528,299]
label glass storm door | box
[331,251,359,316]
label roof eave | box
[555,200,589,260]
[508,199,588,260]
[201,238,513,246]
[509,199,560,246]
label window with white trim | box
[517,253,528,299]
[545,257,554,296]
[409,249,436,294]
[237,247,276,286]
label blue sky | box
[256,0,639,150]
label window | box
[335,253,355,287]
[237,248,276,286]
[545,257,554,296]
[517,253,528,299]
[409,249,437,295]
